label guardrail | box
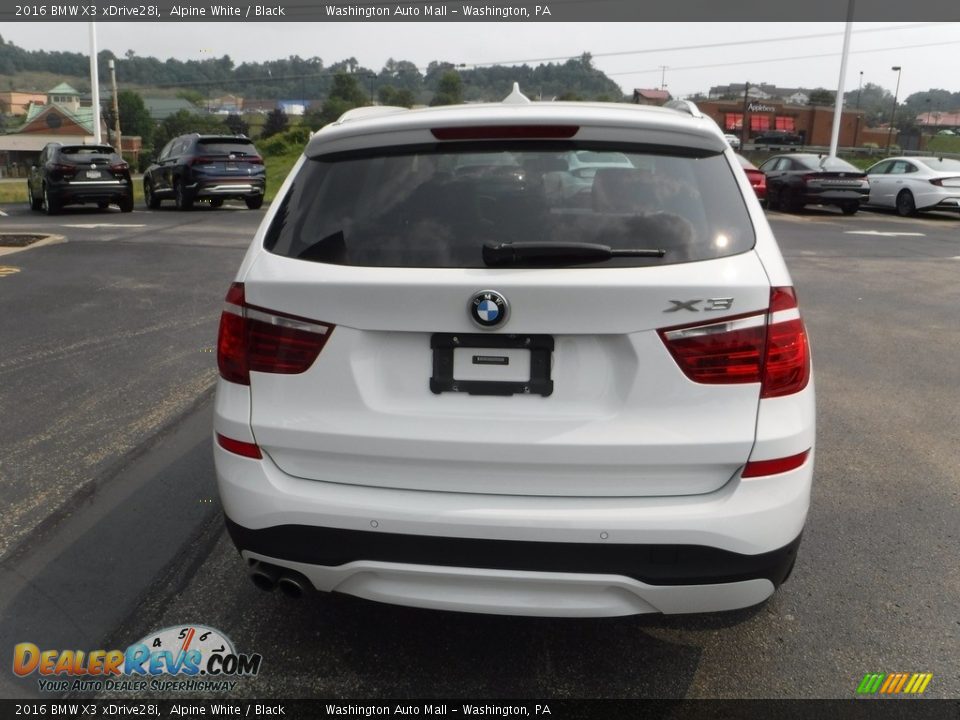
[742,144,960,160]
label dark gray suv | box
[28,143,134,215]
[142,134,265,210]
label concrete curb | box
[0,233,67,257]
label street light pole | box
[886,66,902,152]
[108,58,121,155]
[856,71,863,109]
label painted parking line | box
[0,210,8,217]
[844,230,926,237]
[0,266,22,277]
[60,224,147,229]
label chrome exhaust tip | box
[249,562,279,592]
[277,573,308,599]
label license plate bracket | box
[430,333,554,397]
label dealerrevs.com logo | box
[13,625,262,693]
[856,672,933,696]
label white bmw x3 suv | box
[213,87,814,617]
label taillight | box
[762,287,810,398]
[216,282,334,385]
[110,161,129,172]
[659,286,810,397]
[431,125,579,140]
[48,162,76,178]
[245,156,264,165]
[190,156,218,166]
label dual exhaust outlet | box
[248,560,312,599]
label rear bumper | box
[50,180,132,204]
[187,179,264,199]
[803,189,868,205]
[241,551,781,617]
[926,196,960,211]
[215,432,812,615]
[228,517,801,588]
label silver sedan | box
[864,156,960,216]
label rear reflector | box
[431,125,579,140]
[742,449,809,478]
[217,282,334,385]
[659,286,810,397]
[216,433,262,459]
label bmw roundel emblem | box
[468,290,509,329]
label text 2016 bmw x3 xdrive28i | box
[213,87,815,617]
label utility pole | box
[89,22,101,144]
[659,66,668,92]
[887,66,902,152]
[108,58,121,155]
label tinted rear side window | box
[265,143,756,268]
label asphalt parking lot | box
[0,202,957,700]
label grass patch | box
[0,182,28,205]
[0,152,299,208]
[264,148,302,202]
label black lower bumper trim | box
[225,517,802,588]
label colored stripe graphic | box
[857,672,932,695]
[857,674,885,694]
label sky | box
[7,22,960,101]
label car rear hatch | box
[229,126,777,499]
[190,138,264,180]
[57,146,128,182]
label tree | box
[807,88,835,106]
[430,71,463,106]
[176,89,206,108]
[224,113,249,136]
[329,72,368,106]
[151,110,227,157]
[261,108,289,139]
[303,72,371,130]
[117,90,154,146]
[378,85,416,108]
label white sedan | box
[723,133,742,150]
[864,156,960,216]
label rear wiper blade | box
[482,241,665,267]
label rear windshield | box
[917,157,960,171]
[817,156,860,172]
[196,139,258,156]
[265,143,756,269]
[60,146,116,157]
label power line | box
[606,38,960,79]
[457,23,949,68]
